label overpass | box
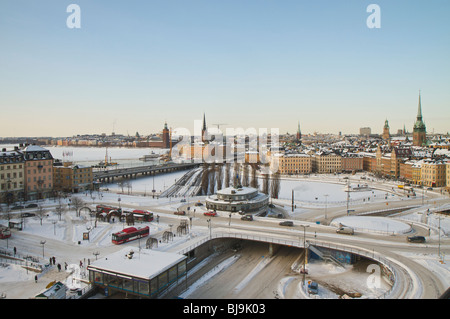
[171,226,419,299]
[94,162,201,183]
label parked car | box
[25,203,38,208]
[279,221,294,227]
[407,235,426,243]
[11,205,24,210]
[180,199,186,202]
[204,211,217,217]
[336,226,354,235]
[194,202,203,206]
[174,211,186,215]
[241,214,253,221]
[308,281,318,294]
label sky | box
[0,0,449,137]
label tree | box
[250,164,259,189]
[270,172,281,199]
[224,163,231,188]
[71,197,85,217]
[35,205,47,226]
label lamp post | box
[40,240,46,259]
[299,225,309,290]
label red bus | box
[96,205,120,214]
[112,226,149,245]
[132,210,154,222]
[0,227,11,239]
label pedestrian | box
[64,262,68,270]
[52,256,56,265]
[80,260,83,268]
[49,257,53,265]
[13,247,16,256]
[57,263,61,272]
[35,275,38,283]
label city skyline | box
[1,0,449,137]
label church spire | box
[202,112,207,131]
[417,90,423,121]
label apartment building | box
[421,159,446,187]
[341,154,363,172]
[274,153,312,175]
[0,149,25,204]
[53,161,93,193]
[313,151,342,174]
[23,145,54,200]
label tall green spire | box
[413,91,426,131]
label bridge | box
[93,162,201,183]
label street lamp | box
[299,225,309,290]
[40,240,46,259]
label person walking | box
[57,263,61,272]
[35,275,38,283]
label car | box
[241,214,253,221]
[308,281,318,294]
[204,211,217,217]
[174,211,186,215]
[407,235,426,243]
[194,202,203,206]
[336,227,354,235]
[11,205,24,210]
[25,203,38,208]
[279,221,294,227]
[180,199,186,203]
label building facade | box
[22,145,54,201]
[0,148,25,204]
[53,161,93,193]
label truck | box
[336,226,354,235]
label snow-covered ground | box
[1,146,449,299]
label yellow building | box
[273,153,312,175]
[313,151,341,174]
[53,162,93,193]
[0,149,25,204]
[421,160,446,188]
[446,162,450,190]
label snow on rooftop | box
[88,246,186,280]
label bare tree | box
[224,163,231,188]
[233,163,241,187]
[35,205,47,226]
[71,197,85,217]
[201,164,210,195]
[209,164,216,195]
[250,164,259,189]
[55,202,66,221]
[262,173,269,195]
[242,164,249,187]
[216,164,224,191]
[270,172,281,199]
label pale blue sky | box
[0,0,449,137]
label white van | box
[336,226,354,235]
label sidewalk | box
[3,265,72,299]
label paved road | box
[2,186,449,299]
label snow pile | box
[331,216,412,234]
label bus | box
[132,210,154,222]
[0,227,11,239]
[96,205,120,214]
[112,226,149,245]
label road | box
[2,185,449,299]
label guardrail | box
[176,231,403,299]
